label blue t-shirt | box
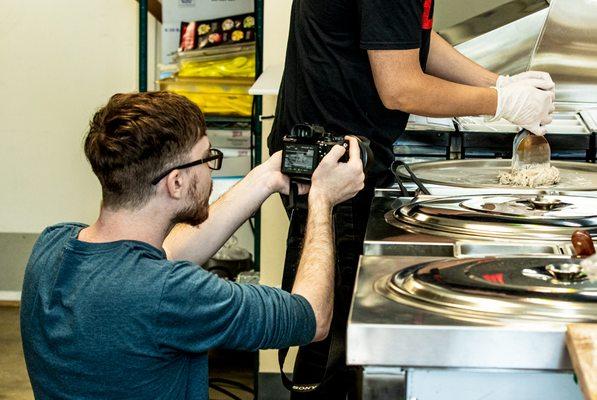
[20,223,316,399]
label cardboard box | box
[210,176,241,203]
[212,154,251,178]
[207,129,251,149]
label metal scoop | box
[512,129,551,170]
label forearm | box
[369,49,498,117]
[427,31,498,88]
[291,194,335,342]
[390,73,498,118]
[163,165,273,264]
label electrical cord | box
[209,383,244,400]
[391,159,431,195]
[391,160,409,197]
[209,378,254,394]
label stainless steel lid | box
[388,194,597,241]
[381,257,597,324]
[394,160,597,191]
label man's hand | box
[496,71,555,96]
[259,151,310,196]
[309,136,365,207]
[492,81,556,136]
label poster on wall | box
[179,13,255,52]
[161,0,254,65]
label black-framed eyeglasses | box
[150,148,223,185]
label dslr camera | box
[281,123,372,182]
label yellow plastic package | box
[159,77,253,117]
[178,53,256,79]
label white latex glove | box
[491,81,556,136]
[580,254,597,282]
[496,71,555,93]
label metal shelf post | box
[139,0,148,92]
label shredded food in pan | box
[497,164,560,188]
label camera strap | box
[278,190,343,394]
[287,179,305,211]
[277,329,341,393]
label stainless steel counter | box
[347,255,574,370]
[350,187,593,399]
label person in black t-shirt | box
[269,1,555,399]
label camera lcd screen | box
[283,144,317,174]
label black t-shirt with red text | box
[269,0,435,182]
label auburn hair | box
[84,92,206,209]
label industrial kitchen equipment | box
[350,181,597,399]
[348,255,596,400]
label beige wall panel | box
[0,0,158,234]
[259,0,296,375]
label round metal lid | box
[388,194,597,242]
[460,194,597,219]
[394,159,597,191]
[382,257,597,324]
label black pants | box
[280,175,388,400]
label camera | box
[281,123,372,182]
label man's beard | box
[171,176,212,226]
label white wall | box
[259,0,296,375]
[0,0,158,233]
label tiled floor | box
[0,306,254,400]
[0,306,32,400]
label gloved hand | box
[496,71,555,96]
[580,254,597,282]
[491,81,556,136]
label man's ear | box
[165,170,184,200]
